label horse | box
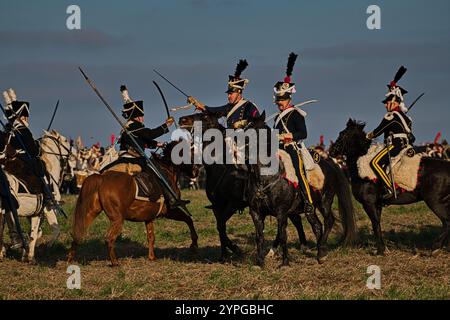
[245,112,356,267]
[0,130,70,263]
[67,141,199,266]
[329,119,450,255]
[178,112,356,264]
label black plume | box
[234,59,248,78]
[393,66,407,83]
[285,52,298,77]
[120,85,127,92]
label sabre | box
[47,99,60,131]
[266,100,319,123]
[79,67,190,215]
[152,81,178,129]
[406,92,425,114]
[0,103,67,219]
[153,69,190,98]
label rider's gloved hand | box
[187,96,206,111]
[165,116,175,127]
[366,132,374,140]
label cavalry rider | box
[273,53,314,214]
[366,66,414,200]
[187,59,260,129]
[1,89,54,206]
[1,89,54,249]
[102,85,188,209]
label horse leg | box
[363,202,385,255]
[423,200,450,251]
[44,209,60,247]
[24,216,41,264]
[288,214,308,253]
[165,208,198,250]
[213,205,240,261]
[317,193,335,248]
[145,221,156,261]
[304,209,327,264]
[105,216,124,267]
[249,208,265,267]
[0,210,4,261]
[277,212,289,267]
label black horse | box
[246,113,356,266]
[330,119,450,254]
[179,112,356,264]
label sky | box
[0,0,449,147]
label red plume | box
[110,134,115,145]
[434,131,442,145]
[320,135,324,146]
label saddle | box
[277,149,325,191]
[357,145,424,191]
[3,158,43,194]
[104,161,165,205]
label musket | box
[78,67,190,215]
[386,135,397,199]
[47,99,60,131]
[406,92,425,114]
[152,81,178,129]
[0,103,67,218]
[153,69,190,98]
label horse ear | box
[358,122,366,130]
[260,110,266,121]
[346,118,355,128]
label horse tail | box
[332,161,357,246]
[71,174,103,244]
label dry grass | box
[0,190,448,300]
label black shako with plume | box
[120,85,144,119]
[274,52,299,101]
[382,66,408,108]
[226,59,249,93]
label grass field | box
[0,190,448,300]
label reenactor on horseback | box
[186,59,260,129]
[366,66,415,200]
[102,85,189,209]
[1,89,56,248]
[273,53,314,214]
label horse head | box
[178,112,223,133]
[329,119,371,158]
[156,140,200,179]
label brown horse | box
[67,141,199,266]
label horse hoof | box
[431,248,441,257]
[252,265,262,271]
[28,258,37,265]
[148,256,157,261]
[110,261,120,267]
[299,244,308,254]
[266,248,276,259]
[278,262,290,269]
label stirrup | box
[304,203,314,214]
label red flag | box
[434,131,442,145]
[320,135,324,146]
[110,134,115,145]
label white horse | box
[0,130,70,263]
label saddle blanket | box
[357,145,423,191]
[277,149,325,191]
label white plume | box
[120,85,132,103]
[7,88,17,101]
[3,91,12,105]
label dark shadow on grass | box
[356,224,445,251]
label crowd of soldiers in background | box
[61,134,449,194]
